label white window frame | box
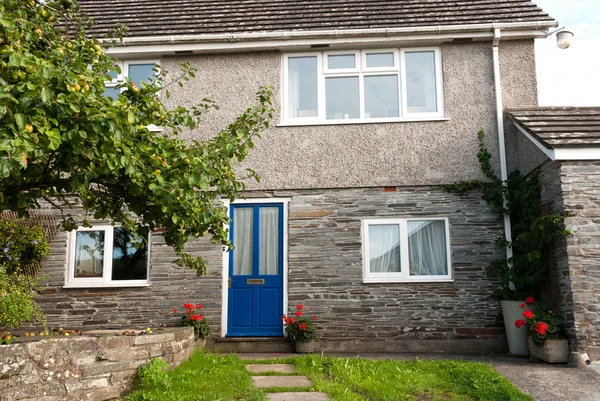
[281,47,444,126]
[65,225,151,288]
[400,47,445,120]
[361,217,452,283]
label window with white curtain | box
[282,48,443,125]
[66,226,150,287]
[362,217,451,283]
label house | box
[34,0,567,354]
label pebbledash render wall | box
[35,187,507,353]
[539,160,600,360]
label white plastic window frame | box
[281,47,444,125]
[361,217,452,283]
[65,225,151,288]
[400,47,445,120]
[323,50,361,74]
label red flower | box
[173,309,177,314]
[535,322,548,335]
[514,319,526,329]
[296,304,303,310]
[197,304,203,309]
[295,311,302,317]
[525,297,535,305]
[183,303,194,310]
[288,317,295,324]
[523,310,534,319]
[282,315,287,321]
[312,315,317,321]
[518,304,525,309]
[299,323,307,331]
[189,315,203,321]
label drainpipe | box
[492,28,514,266]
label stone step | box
[208,337,294,353]
[247,364,295,374]
[251,375,312,388]
[267,392,330,401]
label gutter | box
[492,28,514,266]
[102,20,556,50]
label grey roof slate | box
[508,107,600,149]
[77,0,555,38]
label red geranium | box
[525,296,535,304]
[173,309,177,314]
[518,304,525,309]
[295,311,302,317]
[312,315,317,321]
[197,304,203,309]
[183,303,194,310]
[296,304,304,310]
[523,310,534,319]
[514,319,526,329]
[535,322,548,335]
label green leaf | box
[15,113,26,131]
[127,112,136,124]
[0,17,13,27]
[8,53,23,67]
[41,87,53,104]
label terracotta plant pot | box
[528,338,569,363]
[295,341,315,354]
[195,337,207,349]
[501,300,535,356]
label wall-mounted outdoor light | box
[549,26,574,49]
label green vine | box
[445,130,570,300]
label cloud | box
[534,0,600,106]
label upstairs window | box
[283,48,443,124]
[66,226,150,288]
[104,60,160,99]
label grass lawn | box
[124,352,532,401]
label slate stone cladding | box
[540,160,600,360]
[34,187,506,352]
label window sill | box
[277,117,450,127]
[63,283,150,289]
[363,278,454,284]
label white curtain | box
[408,220,447,275]
[233,208,253,275]
[368,224,401,272]
[74,231,104,277]
[259,208,279,275]
[288,63,300,118]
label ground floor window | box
[65,226,149,287]
[361,217,451,283]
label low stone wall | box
[0,327,194,401]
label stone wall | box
[35,186,507,353]
[0,327,194,401]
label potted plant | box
[502,296,536,356]
[518,304,569,363]
[283,303,317,353]
[176,303,210,348]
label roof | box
[77,0,556,38]
[508,107,600,149]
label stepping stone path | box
[246,363,330,401]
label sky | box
[534,0,600,106]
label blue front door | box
[227,203,284,337]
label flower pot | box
[501,300,535,356]
[528,338,569,363]
[195,337,207,349]
[295,341,315,354]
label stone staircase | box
[209,337,295,353]
[247,363,330,401]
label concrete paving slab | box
[252,375,312,388]
[247,364,295,374]
[267,392,330,401]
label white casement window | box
[103,60,160,99]
[362,217,452,283]
[65,226,150,288]
[282,48,443,125]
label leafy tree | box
[0,0,274,274]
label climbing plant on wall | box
[445,130,571,300]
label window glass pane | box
[128,64,156,87]
[233,208,254,275]
[368,224,401,273]
[408,220,448,276]
[108,69,119,80]
[259,208,279,275]
[103,86,121,99]
[326,77,360,120]
[74,231,105,278]
[328,54,355,69]
[364,75,399,118]
[366,53,394,68]
[405,51,437,113]
[287,56,318,118]
[112,228,148,281]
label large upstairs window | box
[283,48,443,125]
